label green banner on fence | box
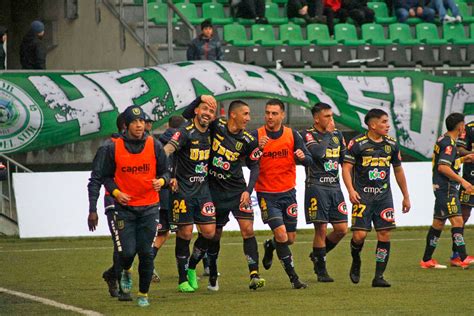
[0,61,473,160]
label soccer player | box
[302,102,347,282]
[420,113,474,269]
[452,120,474,264]
[183,97,265,291]
[342,108,410,287]
[254,98,313,289]
[93,105,170,307]
[164,97,217,293]
[87,113,126,298]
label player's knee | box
[201,230,215,239]
[333,228,347,239]
[240,227,254,239]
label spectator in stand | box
[323,0,342,36]
[429,0,461,23]
[0,26,7,70]
[232,0,268,24]
[287,0,326,24]
[187,19,223,61]
[395,0,435,22]
[339,0,375,26]
[20,20,46,70]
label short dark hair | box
[364,108,388,126]
[266,98,285,111]
[228,100,249,116]
[445,112,465,131]
[201,19,212,30]
[311,102,331,117]
[168,115,185,128]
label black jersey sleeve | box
[100,141,119,198]
[391,141,402,167]
[87,140,114,213]
[303,130,327,159]
[154,139,170,186]
[293,129,313,167]
[338,131,347,165]
[438,138,457,166]
[182,97,201,120]
[344,138,359,164]
[168,126,190,151]
[243,137,261,193]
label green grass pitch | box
[1,227,473,315]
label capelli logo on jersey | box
[263,148,289,159]
[368,168,387,180]
[121,164,151,174]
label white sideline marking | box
[0,287,103,316]
[0,238,441,253]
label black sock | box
[325,236,338,253]
[175,237,190,284]
[275,241,297,280]
[312,247,327,274]
[152,247,159,259]
[422,226,442,262]
[452,227,467,261]
[243,236,259,275]
[375,241,390,278]
[350,239,364,262]
[188,233,210,269]
[208,238,220,278]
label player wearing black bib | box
[302,103,347,282]
[420,113,474,269]
[342,109,410,288]
[183,97,265,291]
[164,98,217,293]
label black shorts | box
[305,185,348,224]
[170,189,216,225]
[434,190,462,220]
[257,189,298,233]
[158,208,171,233]
[211,189,254,227]
[459,189,474,207]
[351,198,396,232]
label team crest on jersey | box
[338,202,348,215]
[172,131,181,141]
[235,141,243,151]
[384,145,392,154]
[380,208,395,222]
[250,147,263,160]
[286,204,298,217]
[332,136,339,144]
[201,202,216,217]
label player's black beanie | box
[123,105,146,126]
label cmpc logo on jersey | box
[0,80,43,153]
[368,168,387,180]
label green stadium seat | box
[470,22,474,38]
[237,18,256,25]
[189,0,212,4]
[216,0,229,3]
[456,2,474,22]
[202,3,234,25]
[175,3,204,24]
[224,24,255,46]
[280,23,311,46]
[389,23,420,45]
[148,3,176,25]
[367,2,397,24]
[289,17,307,25]
[307,23,338,45]
[362,23,393,45]
[272,0,289,6]
[252,24,284,46]
[265,2,289,24]
[416,23,448,44]
[443,23,474,44]
[334,23,366,45]
[405,17,423,24]
[160,0,185,3]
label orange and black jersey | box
[457,121,474,182]
[302,127,346,187]
[433,135,463,192]
[209,118,262,193]
[344,133,402,202]
[168,120,211,196]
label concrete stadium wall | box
[13,163,474,238]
